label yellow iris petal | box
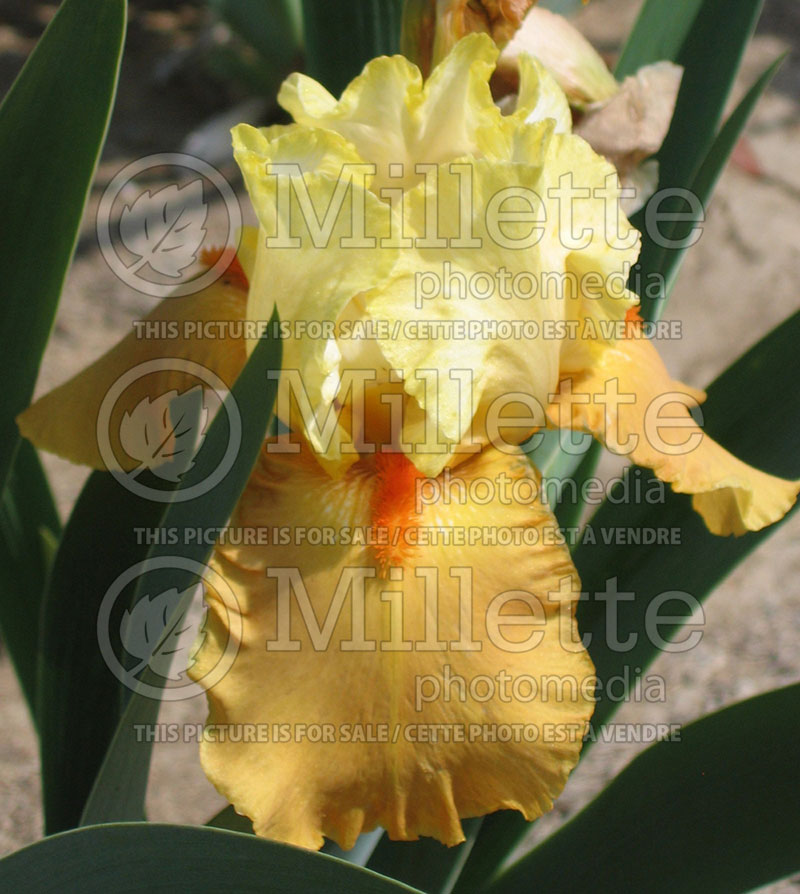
[190,442,594,849]
[278,33,501,192]
[17,278,249,470]
[363,153,566,475]
[358,133,636,474]
[540,135,640,373]
[482,97,641,372]
[233,124,398,476]
[513,55,572,134]
[248,42,639,475]
[548,331,799,535]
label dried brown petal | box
[575,60,683,175]
[404,0,537,74]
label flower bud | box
[403,0,535,75]
[496,6,617,105]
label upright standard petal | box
[362,152,567,476]
[238,39,639,479]
[278,34,502,192]
[190,442,594,849]
[233,124,399,475]
[511,55,572,134]
[548,323,800,535]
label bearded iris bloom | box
[18,35,798,849]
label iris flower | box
[18,35,798,849]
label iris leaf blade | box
[485,684,800,894]
[0,0,126,490]
[661,53,785,297]
[0,440,60,723]
[0,823,422,893]
[37,470,170,834]
[615,0,704,79]
[79,315,281,826]
[634,0,764,315]
[301,0,403,94]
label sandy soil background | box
[0,0,798,888]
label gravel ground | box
[0,0,798,889]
